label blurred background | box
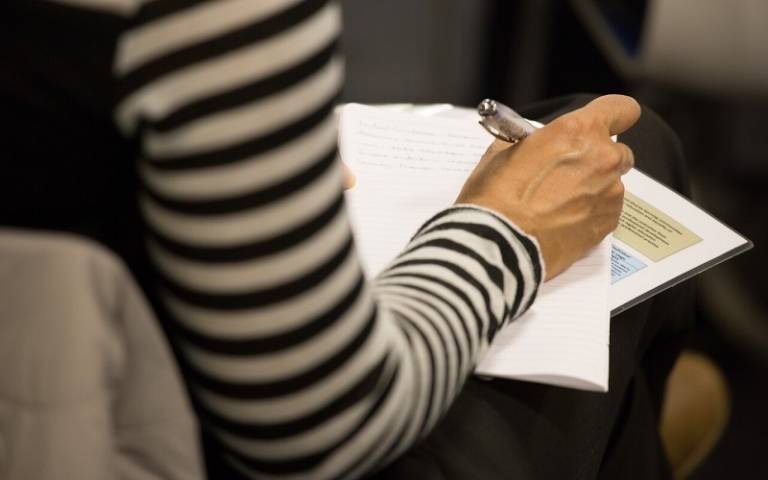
[340,0,768,478]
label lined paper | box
[340,104,611,392]
[475,241,610,391]
[340,104,493,276]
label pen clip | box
[478,120,521,145]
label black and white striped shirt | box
[2,1,543,478]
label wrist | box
[450,203,547,286]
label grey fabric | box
[0,230,203,480]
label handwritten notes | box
[340,105,494,276]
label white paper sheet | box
[340,104,612,391]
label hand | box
[342,162,356,190]
[456,95,640,281]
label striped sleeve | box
[109,1,543,478]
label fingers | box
[486,139,509,155]
[594,180,625,238]
[342,162,356,190]
[615,142,635,174]
[596,178,625,211]
[577,94,641,136]
[593,141,635,180]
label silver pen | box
[477,98,536,145]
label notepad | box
[340,104,612,391]
[339,103,751,393]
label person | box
[0,1,693,479]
